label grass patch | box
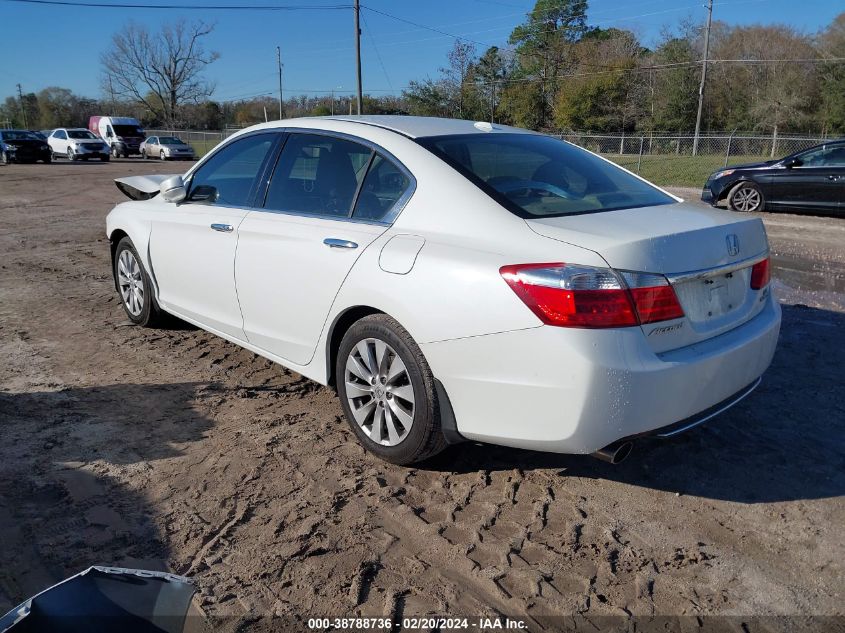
[600,154,770,188]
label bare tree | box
[101,20,219,127]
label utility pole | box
[277,46,284,120]
[353,0,363,115]
[16,84,28,129]
[693,0,713,157]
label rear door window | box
[263,133,372,218]
[352,154,412,222]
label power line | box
[1,0,350,9]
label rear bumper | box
[422,294,781,454]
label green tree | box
[818,12,845,134]
[508,0,589,129]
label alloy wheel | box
[117,249,144,317]
[66,148,74,161]
[160,150,166,161]
[732,186,761,212]
[344,338,415,446]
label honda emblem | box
[726,234,740,256]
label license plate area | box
[673,267,751,324]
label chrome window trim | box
[666,251,768,284]
[180,130,282,209]
[179,126,417,226]
[255,127,417,226]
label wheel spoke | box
[387,398,413,428]
[385,354,407,384]
[346,354,372,382]
[355,340,376,376]
[374,339,389,376]
[384,406,401,444]
[390,384,414,405]
[371,405,385,443]
[345,380,372,398]
[351,398,375,426]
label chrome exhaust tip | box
[592,440,633,465]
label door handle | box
[323,238,358,249]
[210,223,233,233]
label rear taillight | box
[500,263,684,329]
[750,257,770,290]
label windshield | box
[1,130,40,141]
[418,133,675,218]
[114,125,144,137]
[68,130,98,139]
[159,137,183,144]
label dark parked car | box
[702,140,845,215]
[0,129,52,164]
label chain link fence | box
[147,128,832,189]
[145,128,241,157]
[556,133,830,189]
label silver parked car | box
[141,136,196,161]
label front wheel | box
[111,146,120,159]
[160,150,167,161]
[727,181,764,213]
[113,237,163,327]
[67,148,77,162]
[336,315,446,465]
[0,151,8,165]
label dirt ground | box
[0,162,843,631]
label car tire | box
[101,156,109,162]
[727,181,765,213]
[160,150,166,161]
[142,150,148,160]
[43,156,51,164]
[113,237,163,327]
[111,146,120,159]
[0,151,8,165]
[67,148,77,162]
[336,314,447,465]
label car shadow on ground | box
[0,382,216,613]
[424,303,845,504]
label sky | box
[0,0,841,103]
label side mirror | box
[159,175,187,203]
[784,157,802,168]
[188,184,218,202]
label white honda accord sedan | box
[106,116,780,465]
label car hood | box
[719,160,778,172]
[114,174,181,201]
[3,139,48,147]
[525,202,768,274]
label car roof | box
[248,115,533,140]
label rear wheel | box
[728,181,764,213]
[336,315,446,465]
[113,237,163,327]
[0,151,8,165]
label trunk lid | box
[526,202,771,352]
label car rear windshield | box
[417,133,675,218]
[68,130,98,139]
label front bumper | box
[4,147,51,162]
[422,294,781,455]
